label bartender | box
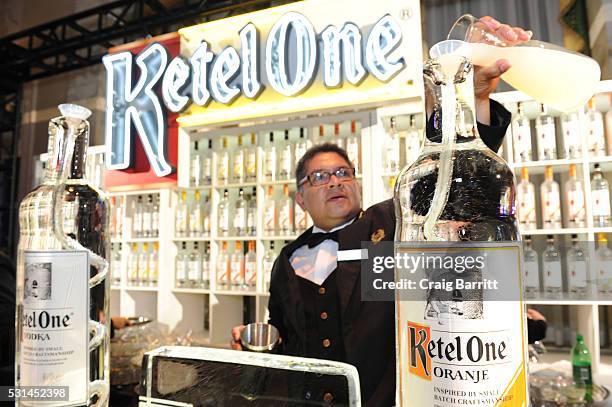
[232,16,533,406]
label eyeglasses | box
[298,167,356,187]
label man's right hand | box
[231,325,245,350]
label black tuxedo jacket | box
[267,100,511,406]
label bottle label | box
[280,152,292,176]
[177,212,187,234]
[189,210,202,234]
[235,207,246,230]
[396,243,527,407]
[265,151,276,178]
[188,260,199,281]
[245,152,257,178]
[279,205,292,232]
[176,261,186,282]
[231,261,243,283]
[567,190,585,222]
[143,212,152,234]
[20,250,89,404]
[202,262,210,283]
[518,190,536,225]
[264,206,275,233]
[589,116,605,151]
[217,262,228,285]
[573,365,593,385]
[544,261,562,288]
[568,261,587,289]
[263,260,274,284]
[592,190,611,217]
[152,212,159,234]
[247,209,256,232]
[218,158,228,180]
[219,209,229,233]
[539,123,556,151]
[295,205,308,231]
[203,215,211,235]
[245,262,257,284]
[347,138,361,168]
[233,155,244,180]
[524,260,539,290]
[203,158,212,181]
[514,123,531,155]
[563,120,580,155]
[542,191,561,222]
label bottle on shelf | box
[278,184,294,236]
[150,242,159,286]
[543,235,562,298]
[517,167,537,230]
[202,139,213,185]
[346,121,361,172]
[333,123,343,148]
[604,93,612,156]
[115,195,124,238]
[217,137,230,185]
[264,132,277,181]
[561,111,582,159]
[245,133,257,182]
[202,193,211,237]
[151,194,159,238]
[132,195,144,238]
[110,196,118,237]
[234,188,247,236]
[218,189,230,236]
[176,191,189,237]
[595,233,612,295]
[175,242,188,288]
[591,163,611,227]
[138,242,150,285]
[217,241,229,289]
[571,334,593,389]
[188,242,202,288]
[295,127,311,166]
[111,243,122,286]
[385,117,400,174]
[318,124,326,144]
[279,129,293,180]
[190,140,202,187]
[535,103,557,160]
[541,166,562,229]
[567,234,588,297]
[142,194,153,238]
[246,187,257,236]
[128,243,139,286]
[230,241,245,289]
[264,186,277,236]
[245,241,257,290]
[263,241,276,292]
[523,237,540,295]
[232,134,245,184]
[512,102,532,162]
[202,243,211,289]
[404,115,421,167]
[586,97,606,157]
[565,164,586,228]
[189,190,203,237]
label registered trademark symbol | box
[400,8,412,20]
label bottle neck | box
[44,116,88,183]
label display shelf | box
[110,286,121,291]
[213,290,258,297]
[214,181,258,188]
[175,185,213,191]
[124,237,160,243]
[124,286,158,292]
[593,227,612,234]
[173,288,210,295]
[512,158,583,169]
[214,236,257,241]
[521,228,590,236]
[261,235,300,241]
[110,238,123,244]
[173,237,212,242]
[260,179,296,186]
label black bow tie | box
[306,231,339,248]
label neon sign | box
[103,11,405,177]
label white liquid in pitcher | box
[453,42,600,112]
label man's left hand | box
[472,16,532,124]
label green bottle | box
[571,334,593,387]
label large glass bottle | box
[394,54,525,406]
[16,104,110,406]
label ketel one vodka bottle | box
[394,53,527,406]
[16,104,110,406]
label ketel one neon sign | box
[103,12,406,177]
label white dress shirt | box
[289,219,355,286]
